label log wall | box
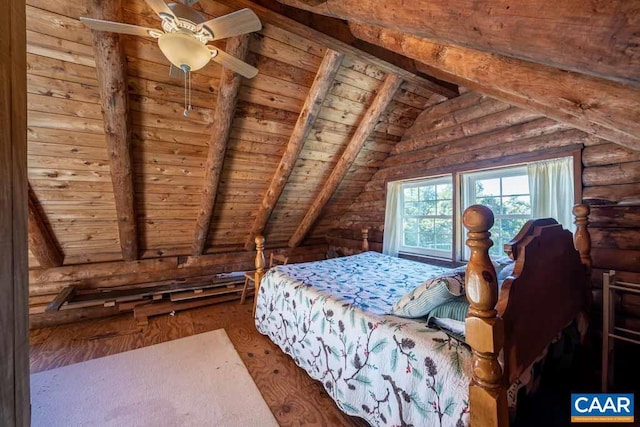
[27,244,328,318]
[582,136,640,329]
[336,91,640,323]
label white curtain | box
[382,181,403,257]
[527,156,575,232]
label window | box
[399,176,453,258]
[383,155,577,262]
[462,166,532,258]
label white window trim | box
[388,154,577,263]
[398,176,453,259]
[461,165,532,260]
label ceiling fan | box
[80,0,261,114]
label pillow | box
[452,257,512,279]
[452,265,467,276]
[390,274,464,318]
[497,262,515,284]
[430,317,466,337]
[491,256,513,271]
[427,296,470,323]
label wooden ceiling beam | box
[86,0,138,260]
[288,73,402,248]
[278,0,640,86]
[28,184,63,269]
[244,49,344,251]
[350,24,640,152]
[192,34,250,256]
[211,0,451,96]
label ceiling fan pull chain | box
[188,69,192,112]
[183,66,189,117]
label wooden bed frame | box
[251,204,591,427]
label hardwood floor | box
[29,300,367,426]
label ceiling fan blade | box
[144,0,177,20]
[199,8,262,40]
[80,17,158,37]
[211,48,258,79]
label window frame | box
[398,175,454,259]
[386,147,582,263]
[460,164,533,260]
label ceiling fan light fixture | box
[158,32,211,71]
[147,29,163,39]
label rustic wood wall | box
[24,0,448,319]
[27,243,327,318]
[336,91,640,324]
[337,92,584,228]
[1,0,30,420]
[583,137,640,330]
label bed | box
[251,204,592,427]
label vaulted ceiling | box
[26,0,452,268]
[25,0,640,270]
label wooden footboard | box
[463,204,591,426]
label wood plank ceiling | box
[25,0,448,268]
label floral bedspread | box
[255,252,472,427]
[269,251,454,315]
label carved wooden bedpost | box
[573,204,592,273]
[361,227,369,252]
[573,203,592,342]
[253,235,266,317]
[463,205,508,427]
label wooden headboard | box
[327,228,370,256]
[462,204,591,426]
[497,216,589,384]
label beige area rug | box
[30,329,279,427]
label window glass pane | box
[488,221,504,258]
[423,200,437,215]
[404,201,419,216]
[419,218,435,248]
[501,218,529,241]
[503,195,531,215]
[437,200,453,215]
[476,178,500,197]
[436,183,453,200]
[477,196,501,213]
[502,175,529,196]
[404,187,418,202]
[403,217,418,246]
[420,185,436,201]
[434,219,453,251]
